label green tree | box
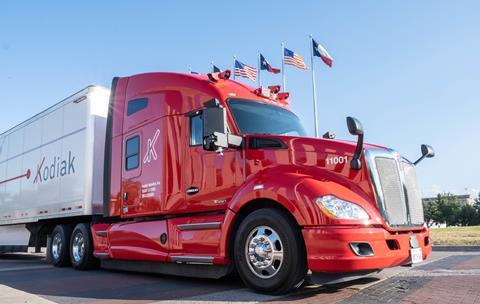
[434,193,461,227]
[423,200,438,227]
[457,204,476,226]
[473,193,480,226]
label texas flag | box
[260,54,281,74]
[312,39,333,67]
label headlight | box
[316,195,369,220]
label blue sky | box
[1,1,479,197]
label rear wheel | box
[70,223,98,270]
[49,225,72,267]
[234,208,307,294]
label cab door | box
[181,111,243,213]
[121,132,143,216]
[121,98,148,217]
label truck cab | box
[87,70,433,294]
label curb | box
[433,245,480,252]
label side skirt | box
[101,259,230,279]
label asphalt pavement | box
[1,249,479,304]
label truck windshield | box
[227,98,307,136]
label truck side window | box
[127,98,148,116]
[190,114,203,146]
[125,136,140,170]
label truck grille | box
[365,149,424,227]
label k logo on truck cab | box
[143,129,160,164]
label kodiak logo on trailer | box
[33,151,76,184]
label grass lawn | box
[430,226,480,245]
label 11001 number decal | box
[326,156,348,165]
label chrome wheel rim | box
[72,232,85,263]
[52,233,62,260]
[245,225,284,279]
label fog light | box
[350,242,374,256]
[386,239,400,250]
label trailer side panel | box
[0,86,109,226]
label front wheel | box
[234,208,307,294]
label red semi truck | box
[0,70,434,293]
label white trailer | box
[0,86,110,253]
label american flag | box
[283,48,308,70]
[234,60,257,81]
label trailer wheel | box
[234,208,307,294]
[70,223,98,270]
[49,225,72,267]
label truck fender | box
[218,171,382,262]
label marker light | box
[253,85,290,104]
[219,70,231,80]
[268,85,280,94]
[207,70,231,82]
[316,195,369,220]
[253,87,270,98]
[277,92,289,101]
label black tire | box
[234,208,307,294]
[70,223,98,270]
[49,225,72,267]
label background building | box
[423,194,474,206]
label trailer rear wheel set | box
[48,225,72,267]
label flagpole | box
[233,56,236,80]
[309,34,319,138]
[257,51,261,86]
[281,42,286,91]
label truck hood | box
[246,134,387,156]
[244,134,386,208]
[285,136,386,153]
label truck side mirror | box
[421,144,435,158]
[202,99,243,153]
[202,99,228,152]
[346,116,364,170]
[346,117,364,136]
[414,144,435,165]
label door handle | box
[186,187,199,196]
[123,192,128,200]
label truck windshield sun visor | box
[227,98,307,136]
